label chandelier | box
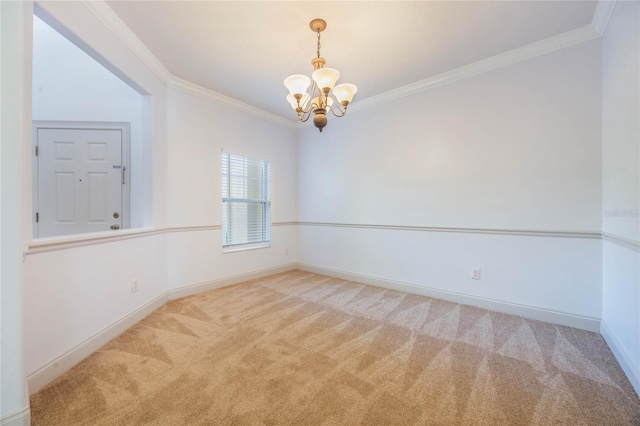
[284,19,357,132]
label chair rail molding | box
[296,221,602,240]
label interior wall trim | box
[26,291,167,394]
[310,24,601,122]
[591,0,618,35]
[25,222,296,255]
[165,225,222,233]
[80,0,172,84]
[25,263,299,395]
[167,263,298,300]
[168,77,297,129]
[25,227,166,255]
[272,221,298,227]
[82,1,605,132]
[602,232,640,252]
[296,262,601,332]
[297,221,602,239]
[601,319,640,396]
[24,221,600,256]
[0,406,30,426]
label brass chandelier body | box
[284,19,357,132]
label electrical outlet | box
[471,268,481,280]
[132,279,138,293]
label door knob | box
[113,212,120,218]
[110,224,120,230]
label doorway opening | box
[32,14,144,238]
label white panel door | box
[37,128,123,237]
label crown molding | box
[591,0,618,36]
[347,24,600,115]
[168,77,298,130]
[80,0,172,84]
[81,0,297,129]
[83,1,605,131]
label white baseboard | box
[0,406,30,426]
[27,263,298,394]
[167,263,298,300]
[25,261,603,399]
[27,292,167,394]
[296,262,601,332]
[601,319,640,396]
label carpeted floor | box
[31,270,640,425]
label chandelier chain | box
[316,30,321,58]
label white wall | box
[11,0,639,413]
[298,40,603,323]
[165,88,298,290]
[32,16,145,228]
[299,227,602,320]
[601,0,640,394]
[23,234,167,376]
[22,0,170,393]
[22,4,299,394]
[1,1,32,423]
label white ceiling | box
[106,1,598,120]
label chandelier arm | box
[326,91,346,117]
[298,104,314,115]
[328,103,347,118]
[298,112,313,123]
[296,104,314,122]
[298,109,313,121]
[296,79,320,115]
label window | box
[222,151,271,251]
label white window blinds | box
[221,151,271,247]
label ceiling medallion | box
[284,19,357,132]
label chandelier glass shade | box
[284,19,357,132]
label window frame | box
[221,151,271,253]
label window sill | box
[222,242,271,253]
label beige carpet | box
[31,270,640,425]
